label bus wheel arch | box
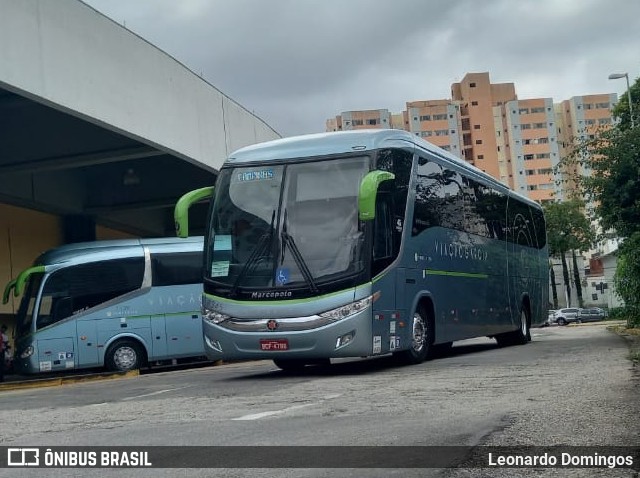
[496,297,531,347]
[395,296,435,365]
[104,338,147,372]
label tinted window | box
[151,252,202,286]
[37,258,144,329]
[413,157,464,236]
[462,176,507,240]
[507,197,535,247]
[530,206,547,249]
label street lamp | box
[608,72,635,128]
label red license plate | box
[259,339,289,351]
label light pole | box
[608,72,635,128]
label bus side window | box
[36,258,144,329]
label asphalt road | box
[0,323,637,477]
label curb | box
[0,369,139,392]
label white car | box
[554,308,580,325]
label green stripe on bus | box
[204,284,372,305]
[424,269,488,279]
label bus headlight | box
[203,307,230,325]
[320,295,374,322]
[20,345,34,359]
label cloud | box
[83,0,640,136]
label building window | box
[530,107,545,113]
[533,122,547,129]
[433,114,447,120]
[519,108,529,114]
[477,155,484,159]
[352,119,364,126]
[596,102,610,109]
[366,119,378,125]
[470,82,476,87]
[471,101,478,106]
[474,124,481,129]
[525,169,536,176]
[536,153,550,159]
[524,154,534,160]
[520,123,531,129]
[598,118,611,125]
[527,185,538,191]
[475,139,482,144]
[419,115,431,121]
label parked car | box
[543,310,556,327]
[577,307,606,323]
[554,308,580,325]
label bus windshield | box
[205,156,371,296]
[15,272,44,339]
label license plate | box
[259,339,289,351]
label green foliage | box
[614,232,640,328]
[611,76,640,131]
[544,200,595,256]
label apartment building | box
[325,72,616,204]
[404,100,463,156]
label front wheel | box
[105,340,145,372]
[395,308,431,365]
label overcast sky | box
[82,0,640,137]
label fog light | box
[204,335,222,353]
[20,345,34,359]
[335,331,355,349]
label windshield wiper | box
[280,209,319,294]
[229,210,276,297]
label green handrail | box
[2,278,17,305]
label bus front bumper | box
[202,307,374,361]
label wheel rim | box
[113,346,137,370]
[411,313,426,353]
[520,309,528,336]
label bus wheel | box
[105,340,145,372]
[395,308,431,365]
[273,359,308,372]
[496,306,530,346]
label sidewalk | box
[0,369,138,391]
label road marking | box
[233,394,342,421]
[233,403,314,421]
[121,387,184,401]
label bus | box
[175,129,549,371]
[2,236,205,374]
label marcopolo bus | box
[175,130,549,371]
[3,236,204,374]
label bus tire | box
[273,359,307,372]
[105,340,145,372]
[496,305,530,347]
[395,307,431,365]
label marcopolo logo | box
[8,448,40,467]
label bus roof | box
[34,236,204,267]
[226,129,541,210]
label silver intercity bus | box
[3,237,204,374]
[175,130,548,371]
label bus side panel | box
[76,318,99,367]
[97,316,152,361]
[36,336,75,373]
[165,312,203,358]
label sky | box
[82,0,640,137]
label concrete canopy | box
[0,0,280,238]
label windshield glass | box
[206,157,370,296]
[15,272,44,339]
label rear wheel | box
[395,307,431,365]
[105,340,145,372]
[496,306,530,346]
[557,317,567,326]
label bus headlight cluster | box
[320,295,373,322]
[203,307,230,325]
[20,345,34,359]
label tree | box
[544,200,595,307]
[558,75,640,325]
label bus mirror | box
[2,278,17,305]
[13,266,46,298]
[174,186,215,238]
[358,170,395,221]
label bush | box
[614,232,640,328]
